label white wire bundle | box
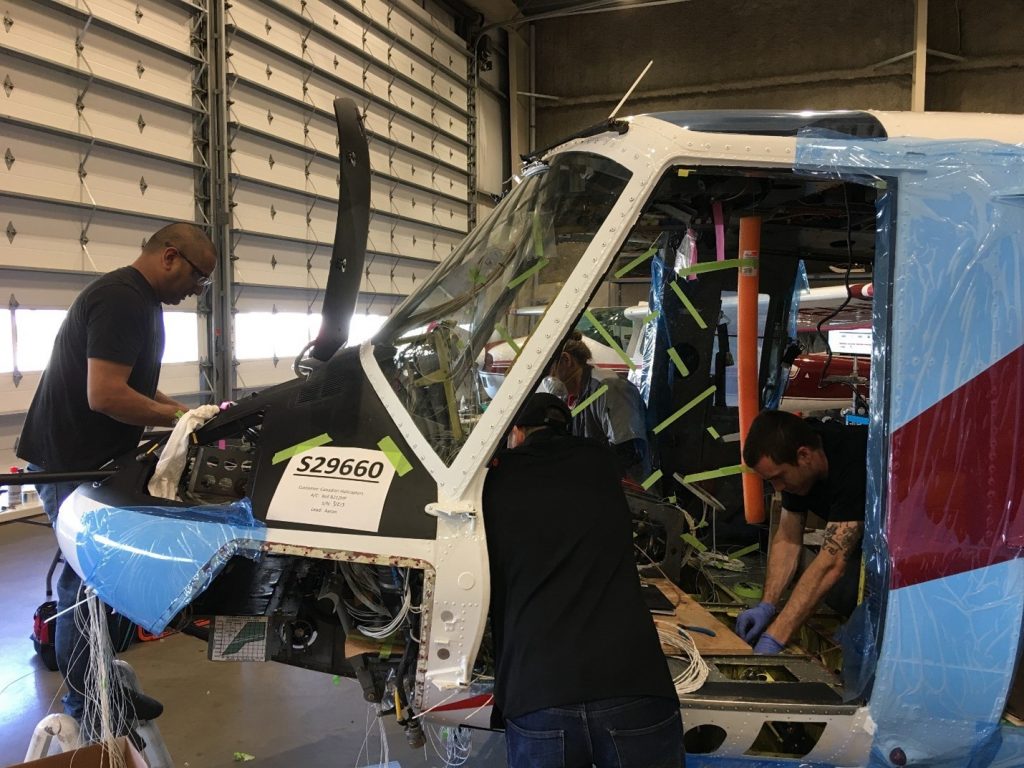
[353,703,390,768]
[656,625,710,695]
[696,550,746,572]
[339,563,416,640]
[424,724,473,767]
[79,592,130,766]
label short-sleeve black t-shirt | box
[482,430,676,724]
[781,420,868,524]
[18,267,164,472]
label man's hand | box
[735,601,776,645]
[753,633,785,655]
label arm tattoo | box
[821,522,862,559]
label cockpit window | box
[374,152,632,465]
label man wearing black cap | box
[483,392,684,768]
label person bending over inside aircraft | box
[483,393,684,768]
[736,410,867,655]
[548,330,651,482]
[18,222,217,738]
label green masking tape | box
[378,436,413,477]
[681,533,708,552]
[729,542,761,560]
[643,310,661,324]
[679,463,749,484]
[614,243,659,278]
[653,385,716,435]
[495,323,522,356]
[706,426,721,440]
[507,258,549,289]
[667,347,690,377]
[272,433,332,465]
[583,310,635,370]
[641,469,663,491]
[677,257,758,277]
[669,281,708,329]
[570,383,609,417]
[733,581,764,600]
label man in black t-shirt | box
[483,393,683,768]
[17,222,216,731]
[736,410,867,655]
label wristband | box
[173,409,186,426]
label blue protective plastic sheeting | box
[795,134,1024,432]
[795,131,1024,766]
[685,755,837,768]
[632,246,668,405]
[989,726,1024,768]
[74,499,267,633]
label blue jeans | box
[30,466,87,719]
[505,696,685,768]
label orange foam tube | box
[737,216,765,524]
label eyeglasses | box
[171,246,214,288]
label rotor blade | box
[311,98,371,361]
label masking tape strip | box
[379,643,392,660]
[507,257,549,289]
[669,281,708,329]
[706,426,720,440]
[583,309,635,370]
[495,323,522,356]
[643,310,660,324]
[733,582,764,599]
[681,533,707,552]
[729,542,761,560]
[679,463,749,484]
[378,436,414,477]
[641,469,663,491]
[667,347,690,377]
[614,243,659,278]
[570,383,609,417]
[272,433,332,465]
[652,385,716,435]
[678,257,758,277]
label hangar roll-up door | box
[0,0,472,468]
[222,0,470,393]
[0,0,214,469]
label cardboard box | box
[12,737,146,768]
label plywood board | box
[646,578,752,655]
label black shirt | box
[781,420,868,524]
[482,429,676,723]
[18,267,164,472]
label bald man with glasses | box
[18,222,217,739]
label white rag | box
[147,404,222,500]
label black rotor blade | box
[311,98,371,361]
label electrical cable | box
[656,625,709,695]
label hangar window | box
[233,312,388,361]
[0,309,203,373]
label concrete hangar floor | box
[0,519,505,767]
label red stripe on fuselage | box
[887,344,1024,589]
[430,694,493,713]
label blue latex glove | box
[735,601,777,644]
[754,633,785,655]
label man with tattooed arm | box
[734,410,867,655]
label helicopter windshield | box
[374,151,632,464]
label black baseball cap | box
[514,392,572,430]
